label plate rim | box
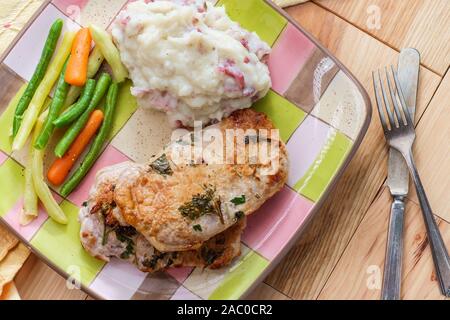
[0,0,372,300]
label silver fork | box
[373,66,450,297]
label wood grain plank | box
[264,2,441,299]
[0,64,25,115]
[405,73,450,223]
[246,283,291,300]
[14,255,87,300]
[319,187,448,300]
[314,0,450,75]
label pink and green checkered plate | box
[0,0,371,300]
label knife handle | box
[381,196,405,300]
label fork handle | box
[381,196,405,300]
[403,150,450,297]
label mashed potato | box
[112,0,271,127]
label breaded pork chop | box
[79,163,245,272]
[114,109,288,252]
[80,109,288,264]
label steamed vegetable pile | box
[8,19,128,225]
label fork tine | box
[385,66,403,126]
[372,71,389,132]
[391,65,413,126]
[378,69,396,128]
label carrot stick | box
[47,109,103,186]
[65,28,92,86]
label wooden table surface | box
[4,0,450,300]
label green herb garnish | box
[193,224,202,232]
[231,195,246,205]
[178,185,222,222]
[115,226,136,259]
[150,154,173,176]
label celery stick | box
[31,112,68,224]
[21,143,38,226]
[89,24,128,83]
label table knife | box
[381,48,420,300]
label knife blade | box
[387,48,420,195]
[381,48,420,300]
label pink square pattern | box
[268,23,315,95]
[52,0,90,13]
[166,267,193,284]
[0,152,7,166]
[67,145,130,207]
[242,186,313,260]
[170,286,201,300]
[89,258,148,300]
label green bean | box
[34,60,70,149]
[61,83,118,197]
[53,79,96,128]
[5,84,27,138]
[63,46,104,110]
[13,19,63,137]
[54,73,111,158]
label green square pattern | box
[208,250,269,300]
[253,90,306,142]
[293,130,352,202]
[30,200,105,287]
[0,158,24,217]
[217,0,287,46]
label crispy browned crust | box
[137,217,246,272]
[80,109,287,272]
[114,109,288,252]
[221,108,275,131]
[81,171,246,272]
